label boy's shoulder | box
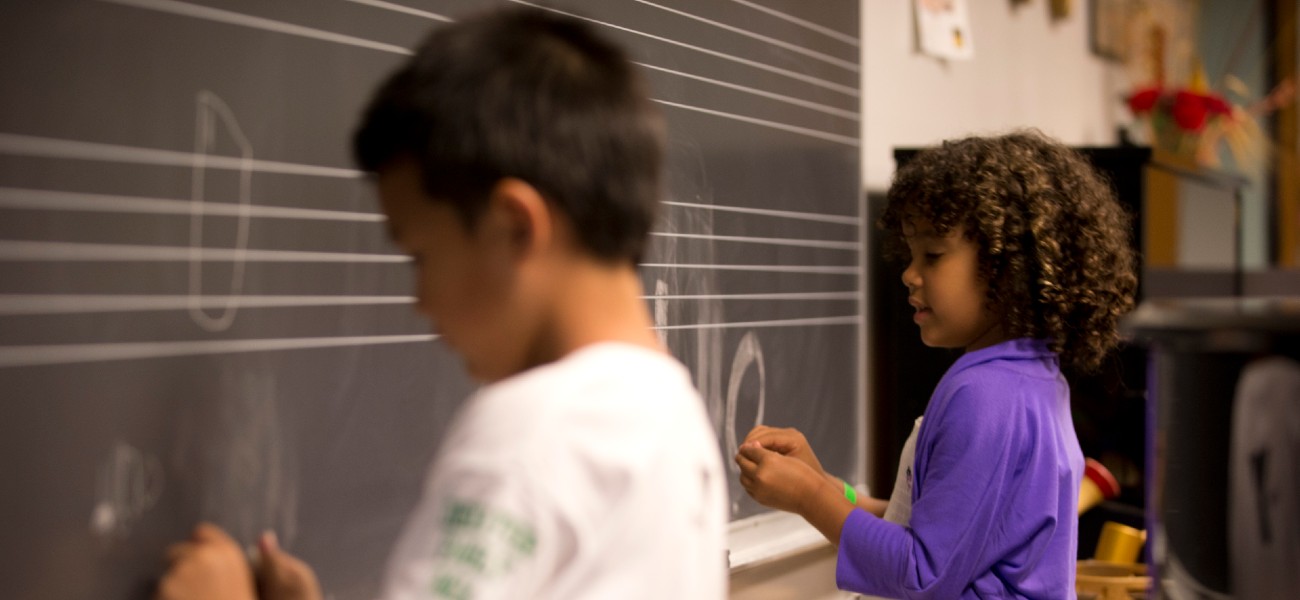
[489,342,691,404]
[449,343,701,452]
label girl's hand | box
[734,441,829,514]
[742,426,825,476]
[156,523,256,600]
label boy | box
[157,7,728,599]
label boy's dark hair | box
[353,6,665,264]
[880,130,1138,371]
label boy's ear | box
[485,178,552,258]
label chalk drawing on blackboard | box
[653,279,669,347]
[724,331,766,462]
[90,441,164,541]
[724,331,766,513]
[188,90,253,333]
[173,363,300,546]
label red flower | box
[1203,94,1232,116]
[1172,90,1211,131]
[1127,87,1162,114]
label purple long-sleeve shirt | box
[838,338,1082,599]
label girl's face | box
[900,220,1007,352]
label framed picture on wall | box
[915,0,974,61]
[1091,0,1134,61]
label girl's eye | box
[924,252,942,263]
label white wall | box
[861,0,1128,190]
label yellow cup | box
[1093,521,1146,564]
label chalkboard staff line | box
[9,101,844,174]
[355,0,858,120]
[653,100,857,147]
[346,0,858,73]
[725,0,858,47]
[0,316,857,368]
[0,334,438,369]
[0,133,364,179]
[335,0,858,98]
[626,0,857,72]
[94,0,859,143]
[653,314,860,330]
[505,0,857,97]
[0,292,860,315]
[0,241,860,274]
[0,189,861,249]
[101,0,858,122]
[0,183,861,228]
[0,241,411,263]
[649,232,860,251]
[100,0,413,54]
[0,294,416,314]
[662,201,859,226]
[348,2,863,122]
[341,0,452,23]
[640,64,856,121]
[309,3,862,122]
[0,187,384,223]
[350,0,861,54]
[640,263,857,274]
[646,292,861,301]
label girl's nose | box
[901,260,921,291]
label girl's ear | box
[484,178,553,260]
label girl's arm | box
[836,383,1021,599]
[820,472,888,518]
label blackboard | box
[0,1,861,597]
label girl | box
[735,131,1137,599]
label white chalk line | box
[0,333,437,368]
[724,0,858,46]
[653,314,860,330]
[629,0,857,72]
[0,291,860,315]
[640,262,857,274]
[0,240,410,263]
[655,229,857,248]
[506,0,858,97]
[662,200,860,226]
[0,132,362,179]
[0,187,383,222]
[0,294,415,315]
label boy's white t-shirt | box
[380,342,728,600]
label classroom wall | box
[861,0,1127,191]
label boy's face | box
[375,160,535,382]
[900,220,1005,352]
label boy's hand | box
[257,531,323,600]
[734,441,829,515]
[742,426,825,475]
[156,523,256,600]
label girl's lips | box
[913,307,932,323]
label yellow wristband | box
[842,480,857,504]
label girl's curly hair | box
[880,130,1137,372]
